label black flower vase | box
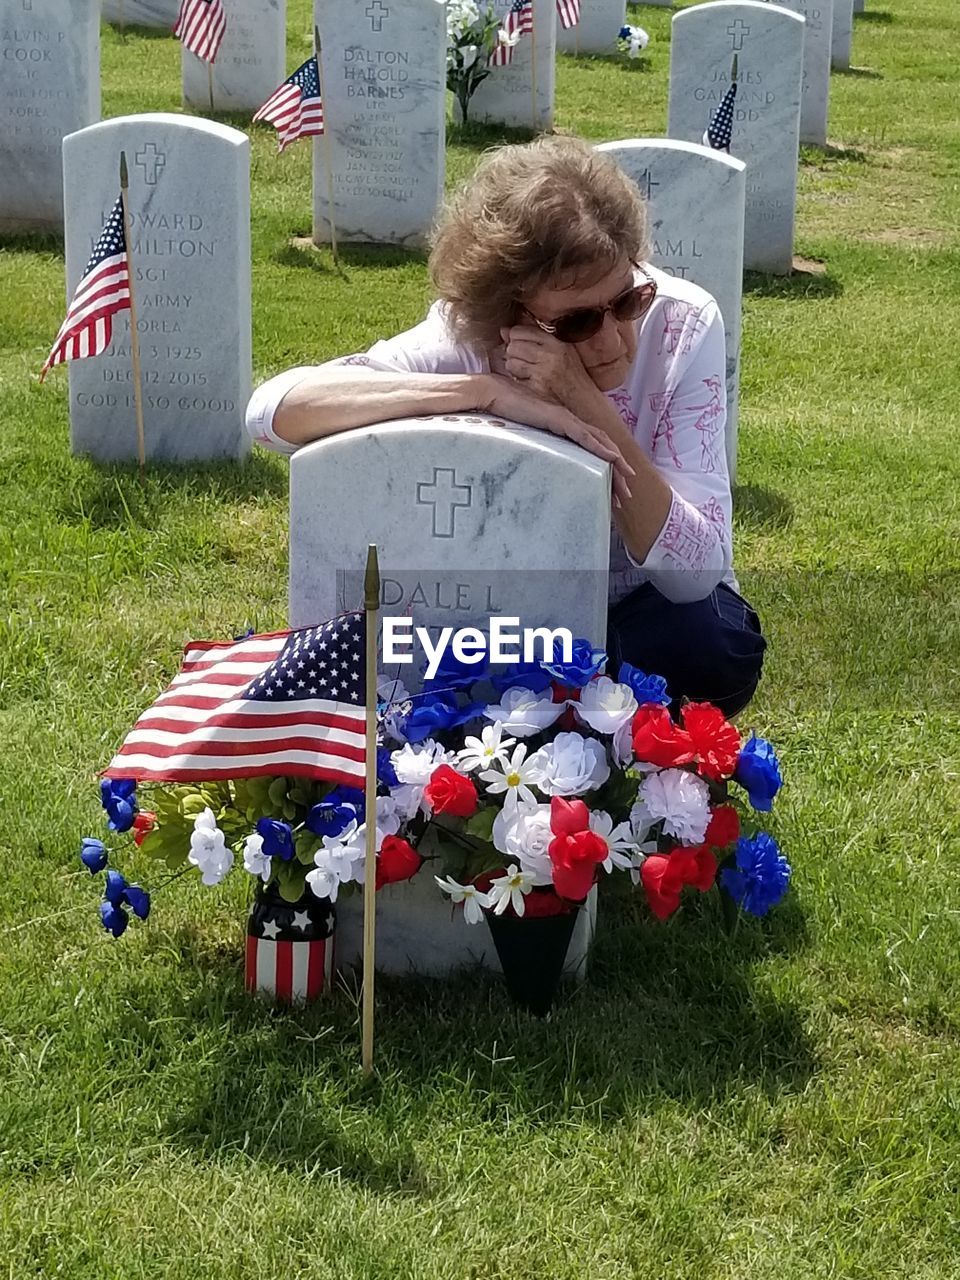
[483,906,580,1017]
[245,881,336,1002]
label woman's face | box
[521,258,641,392]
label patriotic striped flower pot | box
[245,883,335,1002]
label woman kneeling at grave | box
[246,136,765,717]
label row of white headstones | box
[2,0,871,475]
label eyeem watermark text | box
[383,617,573,681]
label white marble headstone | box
[756,0,834,145]
[597,139,745,479]
[853,0,863,13]
[183,0,285,114]
[0,0,99,234]
[289,414,611,975]
[831,0,853,68]
[668,1,804,275]
[102,0,179,27]
[468,0,556,131]
[557,0,627,56]
[63,115,252,463]
[312,0,445,248]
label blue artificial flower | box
[540,637,607,689]
[255,818,295,861]
[306,786,365,838]
[489,661,554,695]
[734,734,783,812]
[123,884,151,920]
[100,778,138,833]
[104,868,128,907]
[404,693,484,744]
[422,648,488,693]
[80,837,108,874]
[617,663,671,707]
[99,900,129,938]
[377,747,399,788]
[720,833,791,917]
[619,24,630,37]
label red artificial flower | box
[631,703,694,769]
[521,887,576,918]
[423,764,478,818]
[704,804,740,849]
[376,835,423,889]
[547,797,608,901]
[680,701,742,781]
[132,811,156,847]
[640,845,718,919]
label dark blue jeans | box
[607,581,767,719]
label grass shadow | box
[834,65,884,79]
[743,266,843,300]
[272,238,426,275]
[112,890,818,1190]
[801,142,870,165]
[447,120,536,150]
[856,9,894,22]
[54,451,287,529]
[102,23,179,39]
[733,483,795,529]
[560,51,654,73]
[0,229,64,255]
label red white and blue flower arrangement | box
[83,639,787,1007]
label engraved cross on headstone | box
[637,169,660,201]
[365,1,389,31]
[726,19,750,50]
[417,468,472,538]
[21,0,33,10]
[135,143,166,186]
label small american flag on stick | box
[103,615,368,786]
[40,196,130,382]
[702,55,738,153]
[173,0,226,64]
[253,55,325,152]
[556,0,581,30]
[491,0,534,66]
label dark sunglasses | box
[523,263,658,344]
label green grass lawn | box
[2,1,960,1275]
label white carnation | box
[638,768,710,845]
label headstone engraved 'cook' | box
[468,0,556,131]
[0,0,99,233]
[311,0,445,248]
[597,139,745,478]
[831,0,852,69]
[102,0,179,27]
[556,0,626,56]
[183,0,285,114]
[668,1,804,275]
[64,114,251,462]
[289,415,610,975]
[757,0,834,146]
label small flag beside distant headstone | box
[702,56,738,153]
[254,55,325,151]
[556,0,581,29]
[173,0,226,63]
[491,0,534,65]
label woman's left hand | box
[494,324,603,417]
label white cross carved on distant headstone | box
[417,468,472,538]
[135,143,166,185]
[637,169,660,201]
[727,19,750,50]
[365,0,389,31]
[21,0,32,10]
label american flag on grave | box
[40,196,130,382]
[556,0,581,30]
[253,54,324,152]
[245,889,335,1002]
[173,0,227,64]
[102,614,367,787]
[490,0,534,67]
[702,60,738,153]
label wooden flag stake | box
[530,9,539,134]
[732,53,739,83]
[118,0,126,40]
[208,62,215,114]
[314,27,339,267]
[361,542,380,1076]
[119,151,147,478]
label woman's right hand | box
[473,372,635,502]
